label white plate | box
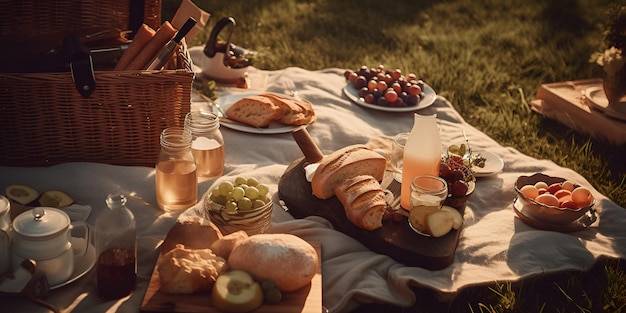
[473,150,504,177]
[0,238,95,294]
[585,86,626,122]
[215,92,306,134]
[342,83,437,112]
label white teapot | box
[11,207,89,286]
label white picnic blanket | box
[0,63,624,313]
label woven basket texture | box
[0,0,196,167]
[0,0,161,44]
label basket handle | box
[202,17,236,62]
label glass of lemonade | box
[408,175,448,236]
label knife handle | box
[291,127,324,163]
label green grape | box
[253,199,266,209]
[218,181,234,194]
[225,191,234,202]
[214,194,228,206]
[231,186,245,201]
[260,280,276,292]
[210,187,221,197]
[234,176,248,186]
[225,201,238,213]
[260,196,271,204]
[237,197,253,211]
[246,177,259,187]
[448,144,460,155]
[264,288,282,304]
[458,144,467,156]
[256,184,269,197]
[238,184,249,190]
[245,186,260,200]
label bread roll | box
[261,93,316,126]
[161,217,223,254]
[311,145,386,199]
[227,234,318,292]
[225,95,283,127]
[157,244,228,294]
[334,175,387,230]
[209,230,248,259]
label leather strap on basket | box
[62,34,96,98]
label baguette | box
[114,24,156,70]
[311,145,386,199]
[225,95,283,127]
[334,175,387,230]
[125,21,177,70]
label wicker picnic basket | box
[0,0,195,167]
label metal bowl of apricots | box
[514,173,595,225]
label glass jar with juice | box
[156,127,198,211]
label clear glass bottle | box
[184,111,225,181]
[156,127,198,211]
[96,193,136,300]
[400,113,442,210]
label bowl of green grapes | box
[203,176,273,236]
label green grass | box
[163,0,626,312]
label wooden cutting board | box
[141,242,322,313]
[278,158,468,270]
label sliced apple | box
[441,206,464,230]
[424,211,454,237]
[212,270,264,313]
[38,190,74,208]
[4,184,40,205]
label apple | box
[211,270,264,313]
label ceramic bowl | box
[514,173,595,225]
[202,192,273,236]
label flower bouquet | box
[590,5,626,104]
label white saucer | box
[473,150,504,177]
[585,86,626,122]
[0,238,95,294]
[52,237,96,289]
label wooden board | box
[278,158,468,270]
[141,242,322,313]
[531,78,626,145]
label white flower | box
[596,46,625,77]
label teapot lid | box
[13,207,70,237]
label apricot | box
[561,181,575,191]
[534,181,549,190]
[535,193,560,207]
[553,189,572,200]
[571,187,593,207]
[546,183,562,195]
[520,185,539,200]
